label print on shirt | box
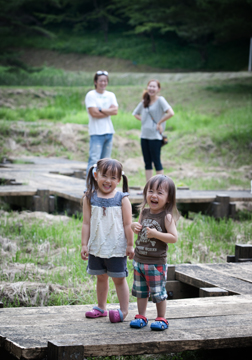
[136,218,162,256]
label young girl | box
[81,158,134,323]
[130,174,179,330]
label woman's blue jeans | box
[86,133,113,177]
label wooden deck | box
[1,262,252,360]
[1,157,252,217]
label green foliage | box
[0,210,251,308]
[0,0,251,70]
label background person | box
[132,80,174,183]
[85,70,118,178]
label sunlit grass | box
[0,210,251,307]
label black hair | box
[140,174,180,222]
[85,158,129,204]
[93,70,109,89]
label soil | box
[17,48,179,73]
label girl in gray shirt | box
[132,80,174,182]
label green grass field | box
[0,63,252,360]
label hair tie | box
[122,171,125,175]
[92,164,97,178]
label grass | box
[0,77,252,360]
[1,29,249,71]
[0,208,251,308]
[0,76,252,189]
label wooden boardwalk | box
[1,262,252,360]
[1,157,252,217]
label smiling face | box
[95,75,108,94]
[147,80,160,98]
[94,168,120,197]
[146,180,169,214]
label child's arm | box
[122,196,134,260]
[81,196,91,261]
[131,213,142,234]
[146,213,178,244]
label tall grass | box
[0,210,251,307]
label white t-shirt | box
[85,89,118,136]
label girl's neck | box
[97,188,117,199]
[149,208,165,215]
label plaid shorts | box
[132,260,168,303]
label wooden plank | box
[1,159,252,205]
[235,244,252,262]
[204,263,252,283]
[47,323,252,359]
[3,313,252,359]
[175,264,252,295]
[199,287,229,297]
[1,296,252,358]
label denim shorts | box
[87,254,128,278]
[132,260,168,303]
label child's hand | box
[146,227,158,238]
[81,245,89,260]
[126,245,134,260]
[131,222,142,234]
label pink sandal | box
[109,309,124,323]
[85,306,107,318]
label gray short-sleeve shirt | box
[132,96,171,140]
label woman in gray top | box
[132,80,174,182]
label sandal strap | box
[135,314,148,323]
[93,306,104,314]
[155,317,169,325]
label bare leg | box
[145,169,153,182]
[156,169,164,175]
[96,274,109,311]
[112,277,129,319]
[137,297,149,317]
[156,299,167,318]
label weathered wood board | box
[1,157,252,205]
[1,261,252,359]
[175,263,252,295]
[1,295,252,359]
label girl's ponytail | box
[85,164,97,204]
[122,173,129,193]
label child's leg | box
[137,297,149,317]
[97,273,109,311]
[112,277,129,319]
[156,299,167,318]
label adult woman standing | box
[132,80,174,182]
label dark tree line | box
[1,0,252,48]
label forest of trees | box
[0,0,252,69]
[1,0,252,44]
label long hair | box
[85,158,129,204]
[140,175,180,222]
[142,79,161,108]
